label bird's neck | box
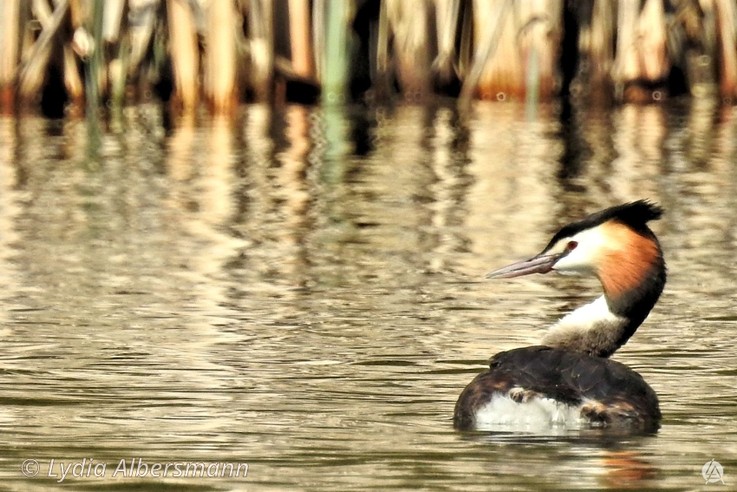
[542,238,666,358]
[542,296,629,357]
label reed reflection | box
[465,102,560,263]
[165,113,245,336]
[0,117,20,332]
[425,105,472,271]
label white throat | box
[541,296,629,357]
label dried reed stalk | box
[715,0,737,98]
[288,0,315,79]
[432,0,461,91]
[167,0,199,112]
[580,0,615,86]
[467,0,563,101]
[612,0,669,101]
[204,0,237,113]
[0,0,21,109]
[385,0,433,98]
[247,0,275,101]
[17,0,69,100]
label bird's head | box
[486,200,664,300]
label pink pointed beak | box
[485,253,564,279]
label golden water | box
[0,99,735,490]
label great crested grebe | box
[454,200,666,432]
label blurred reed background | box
[1,0,736,118]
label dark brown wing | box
[453,346,660,431]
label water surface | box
[0,99,735,490]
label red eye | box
[566,241,578,252]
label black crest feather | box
[542,200,663,253]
